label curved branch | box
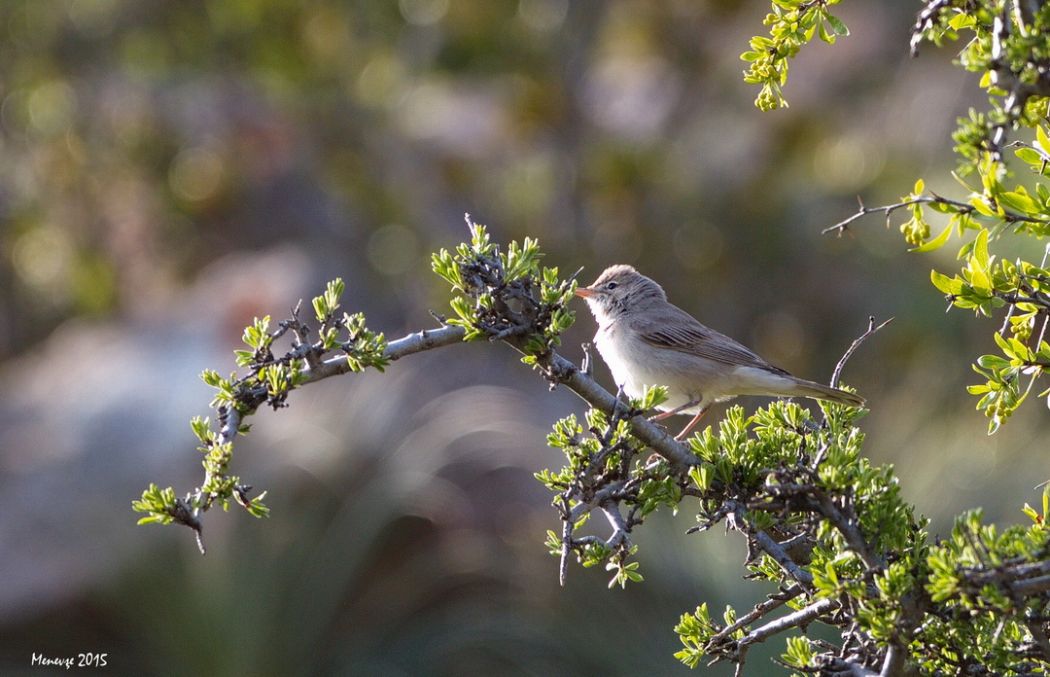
[541,351,699,467]
[821,194,1047,238]
[733,597,838,654]
[831,316,894,390]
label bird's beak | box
[574,286,596,299]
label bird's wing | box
[631,304,790,375]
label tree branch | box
[705,585,804,650]
[727,500,815,590]
[831,316,894,390]
[734,598,839,653]
[821,194,1047,238]
[309,324,467,381]
[541,351,699,467]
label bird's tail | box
[787,378,866,408]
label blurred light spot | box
[812,133,885,193]
[28,81,77,136]
[399,0,449,26]
[68,0,117,37]
[356,53,406,107]
[399,82,453,138]
[398,82,502,155]
[100,84,151,147]
[12,226,72,290]
[501,153,555,221]
[120,30,172,80]
[590,219,643,263]
[168,147,225,203]
[672,222,724,272]
[367,223,420,276]
[302,7,351,65]
[518,0,568,31]
[205,0,262,32]
[71,254,116,314]
[752,310,806,367]
[584,56,680,141]
[64,129,86,165]
[1,89,28,134]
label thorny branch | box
[154,220,1050,673]
[165,323,468,552]
[821,194,1047,238]
[441,242,954,674]
[831,316,895,391]
[911,0,1050,159]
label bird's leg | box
[642,398,704,466]
[648,398,702,421]
[674,406,710,441]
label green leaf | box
[969,196,997,217]
[947,12,973,30]
[972,229,990,268]
[825,13,849,36]
[1014,147,1045,166]
[1038,126,1050,154]
[818,20,835,45]
[930,270,960,295]
[999,189,1039,214]
[910,222,954,252]
[966,229,992,291]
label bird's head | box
[574,264,666,324]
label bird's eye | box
[605,282,618,290]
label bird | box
[574,264,865,440]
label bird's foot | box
[674,406,710,441]
[648,398,702,422]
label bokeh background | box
[2,1,1047,675]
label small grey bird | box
[575,265,865,439]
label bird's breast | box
[593,323,703,413]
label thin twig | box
[559,495,572,587]
[1019,244,1050,402]
[706,585,804,649]
[814,493,885,571]
[727,500,815,589]
[831,316,895,389]
[821,194,1046,238]
[541,350,700,467]
[910,0,953,56]
[733,598,839,653]
[813,316,892,468]
[1022,614,1050,662]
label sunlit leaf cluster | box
[134,276,387,541]
[797,1,1050,432]
[741,0,847,111]
[431,218,577,366]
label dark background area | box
[1,1,1047,675]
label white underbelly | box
[593,325,799,415]
[595,327,713,414]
